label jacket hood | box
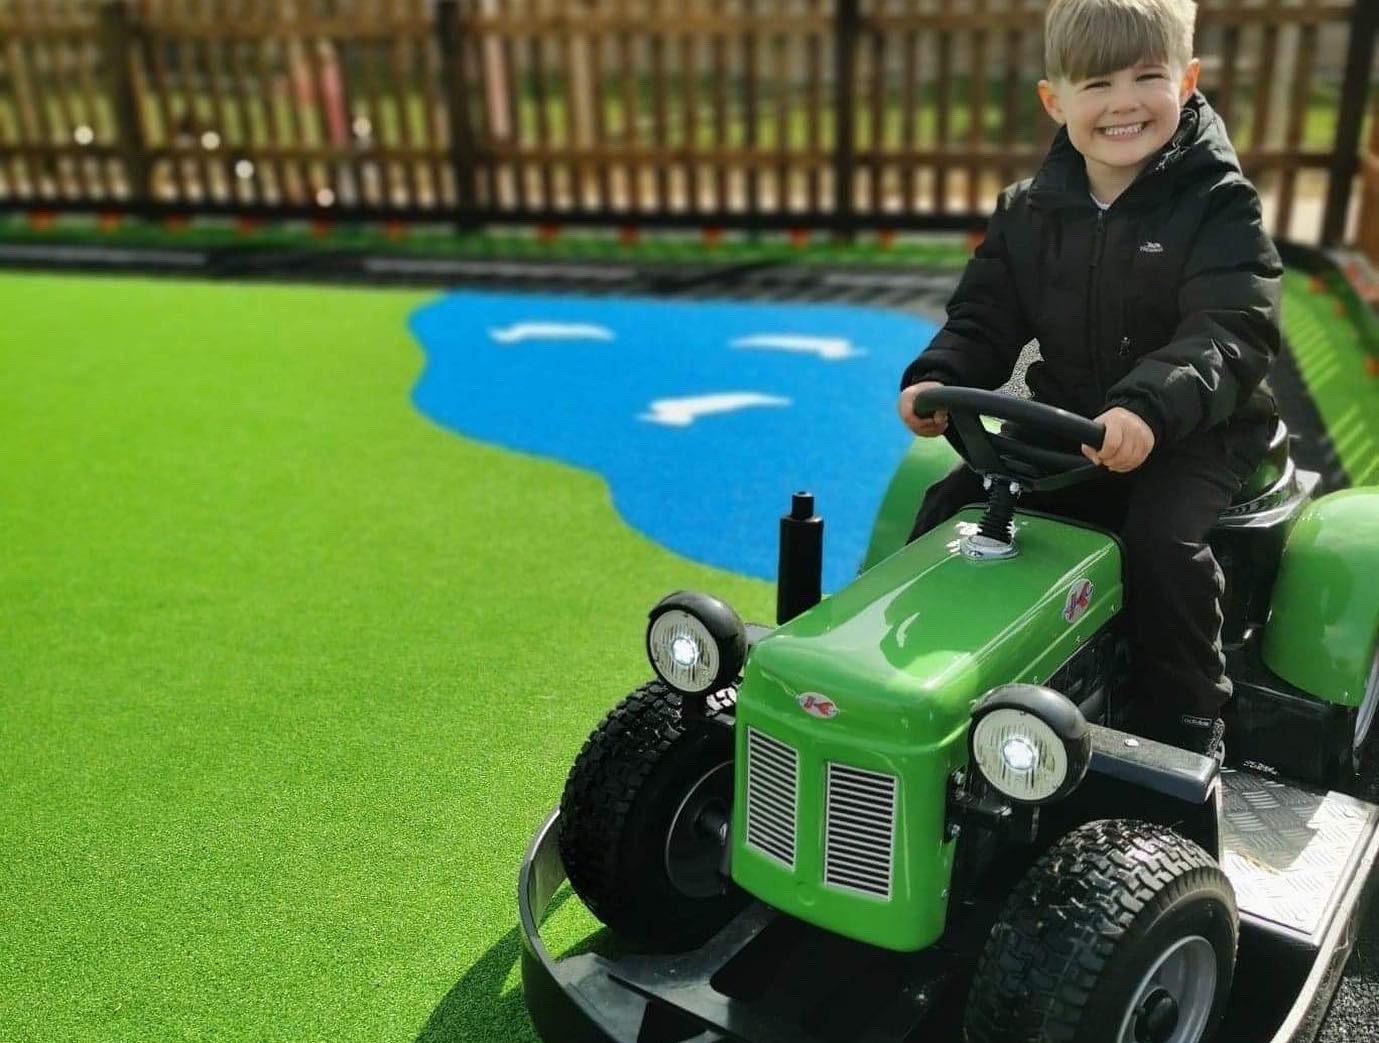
[1028,92,1242,210]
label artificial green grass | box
[3,265,1374,1043]
[0,272,772,1043]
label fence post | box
[832,0,860,242]
[98,0,150,214]
[436,0,482,233]
[1321,0,1379,247]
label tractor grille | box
[745,727,798,867]
[824,763,897,899]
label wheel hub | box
[1118,935,1216,1043]
[1135,988,1180,1042]
[664,761,734,897]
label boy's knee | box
[1121,521,1215,578]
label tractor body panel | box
[1262,488,1379,706]
[730,508,1123,951]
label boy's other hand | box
[1084,407,1155,472]
[899,381,948,437]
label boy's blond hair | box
[1045,0,1196,83]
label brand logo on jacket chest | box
[1139,241,1164,254]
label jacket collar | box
[1028,92,1234,211]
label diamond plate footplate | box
[1220,768,1379,944]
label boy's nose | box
[1106,95,1141,117]
[1107,83,1142,113]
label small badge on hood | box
[1064,578,1094,623]
[798,693,839,719]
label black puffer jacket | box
[901,92,1282,448]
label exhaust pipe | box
[777,491,823,625]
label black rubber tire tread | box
[964,818,1237,1043]
[558,680,741,950]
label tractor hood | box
[743,509,1123,750]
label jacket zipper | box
[1088,209,1108,403]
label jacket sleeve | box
[899,190,1032,392]
[1105,181,1282,445]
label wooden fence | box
[0,0,1375,248]
[1362,71,1379,261]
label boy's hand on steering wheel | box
[899,381,949,437]
[1085,407,1155,472]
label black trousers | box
[907,423,1271,730]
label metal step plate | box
[1220,767,1379,946]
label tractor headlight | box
[969,685,1091,804]
[647,591,747,698]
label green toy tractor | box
[519,387,1379,1043]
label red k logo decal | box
[798,693,839,719]
[1063,578,1094,623]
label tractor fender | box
[1262,488,1379,706]
[860,435,961,572]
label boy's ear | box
[1178,58,1201,103]
[1037,80,1065,125]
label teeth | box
[1102,123,1145,137]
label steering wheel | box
[912,386,1107,492]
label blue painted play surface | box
[409,291,940,592]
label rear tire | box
[558,681,745,951]
[964,819,1237,1043]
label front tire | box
[964,819,1237,1043]
[558,681,745,950]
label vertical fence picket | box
[99,0,148,206]
[998,24,1020,189]
[1215,21,1240,131]
[742,0,759,217]
[1277,16,1317,238]
[900,14,917,213]
[559,6,582,211]
[1358,97,1379,260]
[438,0,480,227]
[681,5,700,214]
[832,0,857,236]
[616,0,638,211]
[934,0,953,215]
[1324,0,1378,246]
[866,8,883,213]
[586,1,610,211]
[967,0,987,212]
[770,14,787,215]
[805,0,823,214]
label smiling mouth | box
[1099,122,1148,138]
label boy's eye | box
[1137,72,1167,81]
[1083,80,1110,90]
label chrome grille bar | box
[825,763,897,899]
[746,727,798,868]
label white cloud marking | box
[488,322,615,344]
[638,392,791,427]
[730,333,863,360]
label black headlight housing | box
[968,684,1091,804]
[646,591,747,706]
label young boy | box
[896,0,1282,757]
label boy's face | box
[1037,58,1201,187]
